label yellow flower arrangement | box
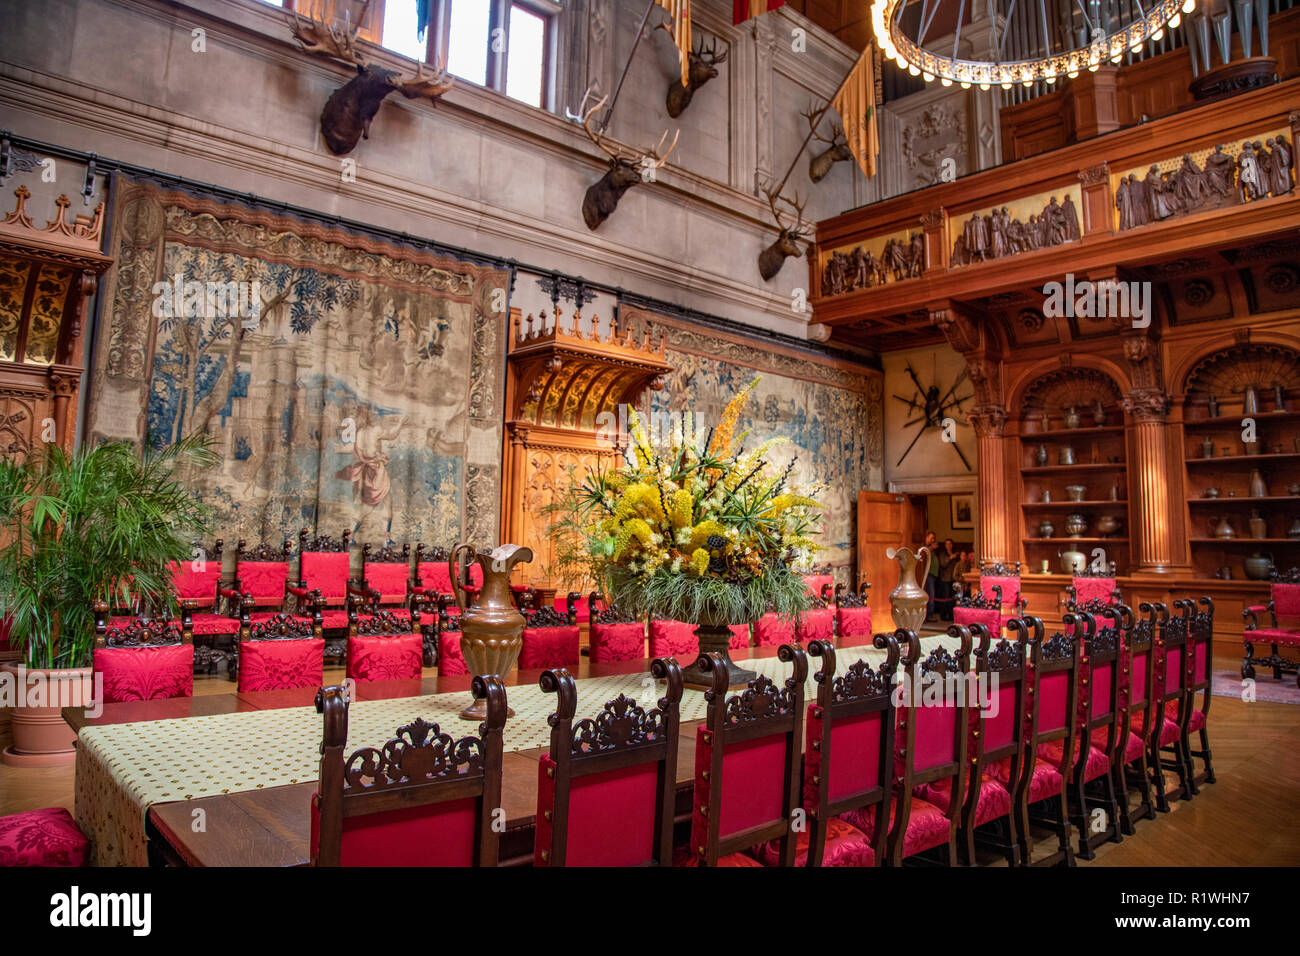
[560,377,823,625]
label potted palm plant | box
[0,435,214,765]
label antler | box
[285,0,368,65]
[395,59,455,102]
[801,102,844,145]
[762,182,812,238]
[578,84,678,168]
[695,35,729,65]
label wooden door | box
[857,490,911,630]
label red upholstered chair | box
[1180,597,1216,790]
[803,568,834,599]
[884,627,973,867]
[533,659,683,866]
[786,636,899,867]
[796,592,835,644]
[1242,568,1300,687]
[91,605,194,703]
[346,610,425,683]
[170,539,240,675]
[557,591,590,625]
[224,538,294,625]
[411,544,482,616]
[435,600,467,675]
[1113,603,1158,834]
[1148,602,1194,810]
[1067,572,1122,609]
[520,605,580,670]
[833,581,873,647]
[290,528,353,631]
[0,808,90,866]
[311,679,506,867]
[960,622,1028,866]
[1005,614,1082,867]
[1057,609,1124,860]
[687,645,808,867]
[647,618,744,659]
[754,611,796,647]
[234,612,325,693]
[955,560,1028,635]
[351,542,414,622]
[586,592,646,663]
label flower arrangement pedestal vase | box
[680,622,756,691]
[450,543,532,720]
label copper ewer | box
[450,542,533,720]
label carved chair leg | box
[1241,642,1255,680]
[1113,762,1136,836]
[1072,775,1095,861]
[1148,741,1170,813]
[1273,643,1283,681]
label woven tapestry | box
[85,177,508,546]
[622,307,883,569]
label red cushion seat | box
[519,625,580,669]
[648,620,698,659]
[796,607,834,643]
[238,637,325,692]
[753,613,795,647]
[346,633,422,682]
[1244,627,1300,648]
[188,612,242,635]
[0,808,90,867]
[94,644,194,703]
[836,606,873,645]
[1162,700,1206,732]
[990,754,1063,804]
[757,816,875,867]
[1038,739,1111,782]
[589,621,646,663]
[916,773,1010,827]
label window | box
[367,0,559,109]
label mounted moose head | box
[802,104,853,183]
[666,36,729,118]
[757,184,814,282]
[578,88,679,231]
[286,1,454,156]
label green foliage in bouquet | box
[562,378,822,625]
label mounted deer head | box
[757,183,814,281]
[578,87,679,231]
[666,35,729,118]
[286,1,454,155]
[802,104,853,183]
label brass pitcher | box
[449,542,533,720]
[887,546,931,632]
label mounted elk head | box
[802,104,853,183]
[286,1,454,156]
[666,36,729,118]
[758,184,814,281]
[578,88,679,231]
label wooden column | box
[1070,66,1120,139]
[969,404,1010,565]
[1121,388,1176,573]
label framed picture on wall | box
[950,493,974,529]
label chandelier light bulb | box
[1182,0,1194,12]
[941,77,952,86]
[1045,75,1057,84]
[1153,29,1164,41]
[1111,53,1123,63]
[908,64,920,76]
[1067,70,1079,78]
[1170,13,1181,27]
[960,81,971,89]
[979,82,990,90]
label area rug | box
[1211,669,1300,705]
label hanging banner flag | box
[733,0,786,24]
[831,46,879,178]
[657,0,692,87]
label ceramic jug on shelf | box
[1249,468,1268,499]
[1249,509,1267,540]
[449,542,533,720]
[886,546,931,632]
[1244,552,1275,581]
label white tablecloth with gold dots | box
[74,637,954,866]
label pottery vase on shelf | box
[1244,552,1276,581]
[1038,519,1055,538]
[1059,549,1086,574]
[450,542,532,720]
[1249,510,1267,540]
[1217,566,1232,580]
[1201,437,1215,459]
[1063,406,1081,430]
[1058,444,1076,466]
[1244,439,1259,457]
[1092,401,1107,426]
[1096,515,1121,537]
[1274,383,1287,412]
[1249,468,1268,498]
[1213,516,1236,539]
[1041,489,1052,503]
[1064,512,1088,537]
[887,545,931,633]
[1035,443,1048,466]
[1065,484,1087,502]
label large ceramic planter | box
[679,605,757,692]
[1,663,95,767]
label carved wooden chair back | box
[802,636,899,867]
[689,645,808,866]
[235,612,325,693]
[832,580,873,646]
[312,679,506,866]
[354,542,413,617]
[168,539,224,610]
[887,625,973,866]
[345,608,424,683]
[292,528,353,626]
[1180,596,1216,789]
[91,603,194,703]
[533,658,683,866]
[412,544,482,611]
[520,604,581,670]
[226,538,294,614]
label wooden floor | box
[3,653,1297,866]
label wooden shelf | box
[1024,537,1129,544]
[1022,500,1127,509]
[1185,452,1300,466]
[1187,496,1300,505]
[1019,425,1125,441]
[1021,462,1126,475]
[1190,538,1300,545]
[1182,409,1300,430]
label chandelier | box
[872,0,1197,90]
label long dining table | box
[64,638,950,867]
